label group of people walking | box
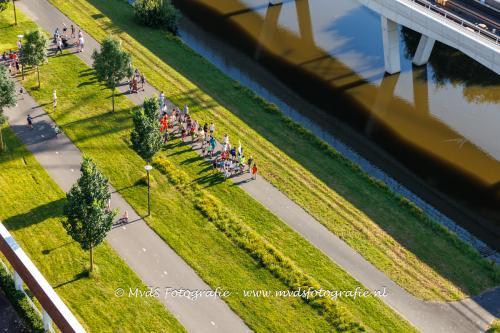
[2,49,20,76]
[129,68,146,93]
[158,102,259,181]
[53,23,85,54]
[14,22,259,181]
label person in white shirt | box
[53,89,57,112]
[159,92,165,110]
[78,36,85,52]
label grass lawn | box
[47,0,500,301]
[0,126,185,333]
[1,7,420,332]
[488,320,500,333]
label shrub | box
[134,0,179,34]
[0,264,44,332]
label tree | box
[20,29,48,89]
[63,157,116,272]
[0,0,17,25]
[131,97,163,162]
[0,65,16,152]
[92,37,132,112]
[134,0,178,34]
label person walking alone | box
[53,89,57,112]
[251,163,258,180]
[27,114,33,129]
[56,36,63,55]
[78,34,85,53]
[140,73,146,91]
[159,91,165,110]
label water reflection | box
[174,0,500,220]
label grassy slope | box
[5,11,419,333]
[47,0,499,301]
[0,126,185,333]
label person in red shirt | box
[251,163,258,180]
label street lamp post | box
[144,164,153,216]
[17,34,23,79]
[12,0,17,26]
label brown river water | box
[173,0,500,245]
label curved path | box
[12,0,500,332]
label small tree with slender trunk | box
[0,0,16,25]
[92,37,132,112]
[0,65,16,152]
[20,29,48,89]
[63,157,116,272]
[131,97,163,162]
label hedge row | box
[153,155,365,332]
[0,263,44,332]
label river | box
[172,0,500,248]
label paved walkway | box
[11,0,500,332]
[0,289,29,333]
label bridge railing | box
[0,222,86,333]
[408,0,500,45]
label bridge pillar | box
[381,17,401,74]
[413,34,435,66]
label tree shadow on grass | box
[42,241,73,255]
[2,198,65,231]
[163,141,184,150]
[180,155,204,166]
[195,172,225,188]
[169,88,218,111]
[166,147,192,157]
[77,79,98,87]
[53,270,89,289]
[57,106,135,144]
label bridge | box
[270,0,500,74]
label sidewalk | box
[0,290,28,333]
[13,0,499,332]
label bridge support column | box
[381,17,401,74]
[413,34,435,66]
